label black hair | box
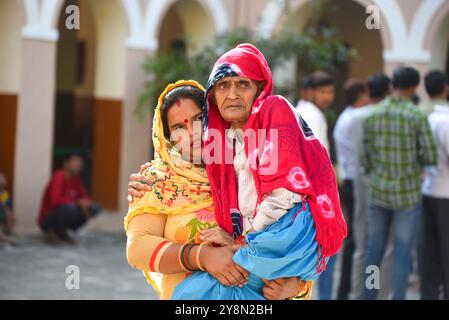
[161,85,204,139]
[63,153,83,163]
[301,75,313,89]
[367,73,391,99]
[344,79,368,106]
[424,70,448,98]
[392,66,420,89]
[310,71,334,89]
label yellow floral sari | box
[124,80,217,299]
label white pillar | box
[118,47,153,215]
[14,38,57,233]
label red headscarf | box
[203,43,347,271]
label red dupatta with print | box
[202,44,347,272]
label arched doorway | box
[307,0,383,116]
[313,0,383,79]
[53,0,126,210]
[285,0,384,111]
[0,0,24,196]
[268,0,384,161]
[53,0,96,190]
[269,0,384,78]
[158,0,216,56]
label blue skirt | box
[171,201,320,300]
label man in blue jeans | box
[361,66,437,300]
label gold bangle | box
[289,280,312,300]
[196,242,207,271]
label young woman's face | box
[166,98,203,162]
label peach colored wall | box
[423,0,449,51]
[221,0,267,30]
[0,0,23,93]
[396,0,422,30]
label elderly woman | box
[170,44,347,300]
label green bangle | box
[184,244,197,271]
[179,244,190,272]
[179,244,196,272]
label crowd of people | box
[296,67,449,300]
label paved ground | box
[0,212,158,300]
[0,212,419,300]
[0,232,158,300]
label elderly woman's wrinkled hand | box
[261,277,305,300]
[200,226,235,246]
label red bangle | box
[179,244,197,272]
[234,235,246,245]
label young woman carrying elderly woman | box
[169,44,346,299]
[125,79,312,300]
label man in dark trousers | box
[362,66,437,299]
[420,70,449,299]
[38,154,101,244]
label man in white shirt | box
[333,79,370,300]
[296,71,336,299]
[419,70,449,115]
[296,71,335,152]
[344,73,394,300]
[419,70,449,300]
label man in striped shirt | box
[361,66,437,300]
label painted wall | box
[430,13,449,71]
[0,0,23,196]
[0,0,23,93]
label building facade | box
[1,0,448,233]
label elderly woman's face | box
[213,76,259,128]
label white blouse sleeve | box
[252,188,302,232]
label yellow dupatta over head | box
[124,80,214,295]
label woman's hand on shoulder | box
[127,162,153,203]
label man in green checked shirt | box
[361,66,437,300]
